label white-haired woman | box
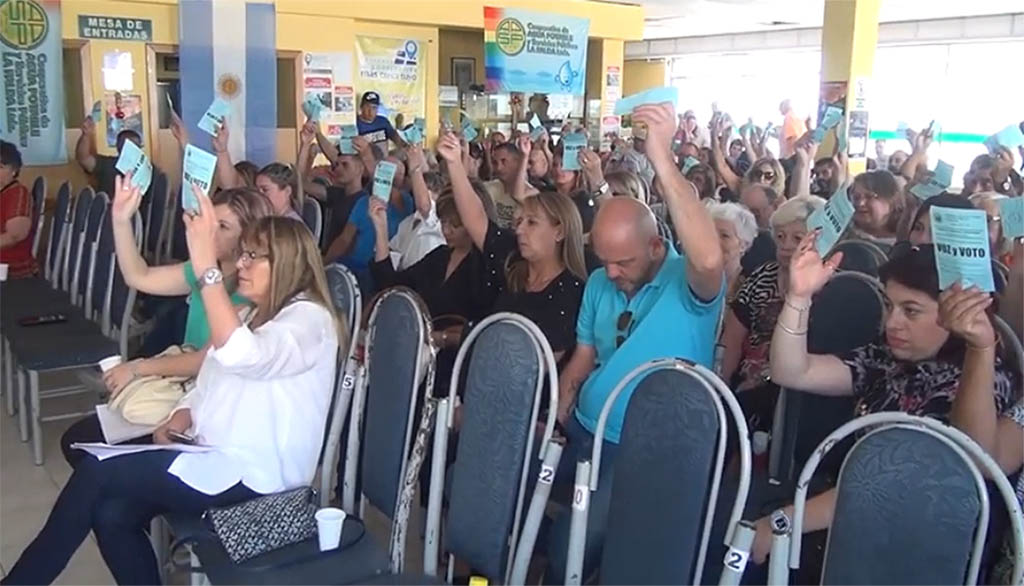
[709,202,759,303]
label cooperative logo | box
[495,17,525,56]
[0,0,48,51]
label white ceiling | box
[600,0,1024,39]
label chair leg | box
[4,341,14,416]
[17,368,28,442]
[150,517,169,583]
[189,549,210,586]
[30,370,44,466]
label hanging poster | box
[104,92,144,147]
[484,7,589,96]
[302,51,354,139]
[355,36,426,122]
[0,0,67,164]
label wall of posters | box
[104,92,143,147]
[0,0,67,164]
[484,6,589,96]
[302,51,354,139]
[355,36,426,122]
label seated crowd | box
[0,90,1022,586]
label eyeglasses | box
[753,169,775,181]
[615,310,634,348]
[238,249,269,268]
[850,191,879,205]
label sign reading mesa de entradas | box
[78,15,152,42]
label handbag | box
[108,345,190,425]
[204,486,319,563]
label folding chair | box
[44,181,72,286]
[29,175,47,259]
[770,412,1023,586]
[564,359,752,586]
[767,272,884,487]
[73,192,107,308]
[994,314,1023,378]
[62,187,95,296]
[302,197,324,246]
[146,171,170,263]
[832,240,882,277]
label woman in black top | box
[439,131,587,363]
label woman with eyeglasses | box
[847,169,907,248]
[745,242,1020,574]
[3,188,344,586]
[59,176,275,468]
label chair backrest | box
[146,171,169,262]
[600,366,724,585]
[107,213,142,356]
[30,176,46,258]
[325,263,361,334]
[81,193,109,314]
[823,426,982,584]
[92,212,116,330]
[994,314,1024,379]
[45,181,72,284]
[64,187,94,293]
[358,289,430,520]
[170,186,189,261]
[444,318,544,582]
[302,197,324,245]
[769,272,884,484]
[832,240,881,277]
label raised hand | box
[182,184,218,272]
[82,116,96,136]
[112,174,143,225]
[579,148,604,188]
[631,102,677,162]
[788,230,843,299]
[911,126,933,154]
[300,120,317,145]
[169,108,188,148]
[212,119,230,154]
[405,144,427,173]
[436,131,462,163]
[938,282,996,350]
[368,197,389,234]
[516,134,532,158]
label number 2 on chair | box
[538,465,554,485]
[724,547,749,571]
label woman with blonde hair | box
[212,123,303,220]
[4,185,342,586]
[439,131,586,363]
[60,180,276,468]
[605,170,648,204]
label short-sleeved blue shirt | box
[574,243,724,443]
[339,191,414,289]
[357,115,395,149]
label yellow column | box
[622,61,666,96]
[584,39,624,151]
[819,0,880,175]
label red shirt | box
[1,181,39,278]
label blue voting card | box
[302,96,323,122]
[562,133,586,171]
[1000,197,1024,240]
[613,87,679,116]
[401,126,423,145]
[114,140,153,194]
[529,113,542,129]
[812,106,844,143]
[930,206,995,292]
[909,160,954,200]
[986,124,1024,153]
[90,100,102,121]
[529,114,545,141]
[681,156,700,174]
[182,144,218,212]
[461,118,478,143]
[197,98,231,136]
[806,185,855,258]
[414,117,426,131]
[836,117,848,153]
[338,125,358,155]
[372,161,397,202]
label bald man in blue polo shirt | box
[545,102,725,582]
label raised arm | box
[405,145,432,217]
[169,108,188,155]
[352,136,377,179]
[769,231,853,394]
[438,132,488,250]
[512,135,534,205]
[788,134,817,198]
[297,122,327,201]
[711,115,742,195]
[635,102,723,301]
[369,197,391,264]
[899,125,933,183]
[183,184,241,348]
[213,120,244,189]
[75,117,98,174]
[314,127,339,166]
[110,174,190,295]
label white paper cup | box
[315,507,346,551]
[98,355,123,372]
[0,263,8,281]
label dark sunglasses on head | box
[615,310,634,348]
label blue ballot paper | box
[812,106,844,143]
[909,160,954,200]
[806,185,855,258]
[338,125,358,155]
[529,114,545,141]
[1000,197,1024,240]
[461,118,478,143]
[930,206,995,292]
[302,96,323,122]
[182,144,218,213]
[414,117,426,131]
[198,98,231,136]
[400,125,423,145]
[372,161,398,202]
[562,133,587,171]
[681,156,700,174]
[114,140,153,194]
[89,100,102,121]
[613,87,679,116]
[985,124,1024,153]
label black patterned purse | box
[203,486,319,563]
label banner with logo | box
[355,36,425,121]
[484,7,589,96]
[303,51,354,140]
[0,0,67,164]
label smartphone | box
[18,313,68,327]
[167,430,197,445]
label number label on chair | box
[723,547,749,572]
[342,374,355,390]
[572,484,589,511]
[538,464,555,485]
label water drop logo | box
[555,61,578,91]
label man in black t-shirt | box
[75,117,146,196]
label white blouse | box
[167,299,339,495]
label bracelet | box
[777,322,808,336]
[785,298,811,313]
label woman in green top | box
[59,180,274,468]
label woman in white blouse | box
[3,183,344,586]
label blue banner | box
[484,6,589,96]
[0,0,67,164]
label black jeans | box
[2,450,255,585]
[60,414,152,469]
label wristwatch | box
[198,267,223,289]
[593,181,610,197]
[770,509,792,535]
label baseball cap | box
[361,91,381,106]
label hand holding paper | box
[806,185,855,258]
[182,145,218,213]
[999,197,1024,240]
[930,206,995,292]
[115,141,153,194]
[613,87,679,116]
[909,160,954,200]
[561,133,586,171]
[198,98,231,136]
[372,161,398,201]
[812,106,844,143]
[302,96,323,122]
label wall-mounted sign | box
[79,15,152,42]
